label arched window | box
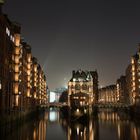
[82,84,87,90]
[75,84,80,90]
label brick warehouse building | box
[0,2,48,119]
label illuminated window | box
[27,89,30,97]
[13,83,19,94]
[132,66,135,71]
[133,87,136,91]
[34,93,36,99]
[131,58,134,64]
[6,27,10,36]
[15,95,19,106]
[27,76,30,81]
[12,37,15,42]
[10,35,13,41]
[34,77,37,82]
[15,47,20,55]
[27,82,30,87]
[0,81,2,90]
[14,73,19,81]
[14,34,20,46]
[27,64,30,69]
[27,70,30,75]
[15,55,19,63]
[132,72,135,76]
[27,54,31,63]
[14,65,19,72]
[34,66,37,72]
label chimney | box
[72,70,75,77]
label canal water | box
[0,108,140,140]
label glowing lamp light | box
[73,78,76,82]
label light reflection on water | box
[0,108,140,140]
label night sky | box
[3,0,140,90]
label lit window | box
[15,47,20,55]
[34,66,37,72]
[131,58,134,64]
[14,65,19,72]
[10,35,13,41]
[12,37,15,42]
[15,95,19,106]
[27,70,30,75]
[27,64,31,69]
[14,34,20,46]
[132,72,135,76]
[15,56,19,63]
[132,66,135,71]
[13,83,19,94]
[14,73,19,81]
[27,89,30,97]
[133,87,136,91]
[6,27,10,36]
[0,81,2,90]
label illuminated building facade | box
[0,5,48,117]
[126,46,140,105]
[68,70,98,110]
[98,85,117,103]
[0,12,20,114]
[116,76,129,104]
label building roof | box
[70,70,94,82]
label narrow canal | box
[1,108,140,140]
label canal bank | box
[0,107,46,135]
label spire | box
[0,0,5,14]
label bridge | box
[47,102,131,110]
[93,103,131,109]
[47,102,68,108]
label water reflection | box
[0,108,140,140]
[49,108,59,122]
[60,110,140,140]
[0,112,48,140]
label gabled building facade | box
[68,70,98,109]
